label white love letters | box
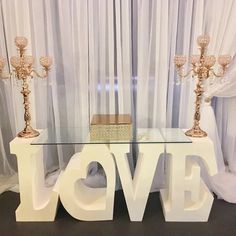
[10,130,217,222]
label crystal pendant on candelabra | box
[0,58,5,74]
[175,78,181,85]
[0,58,6,82]
[174,55,186,85]
[209,72,215,85]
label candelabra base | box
[185,127,207,138]
[18,126,40,139]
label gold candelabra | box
[174,35,231,137]
[0,36,52,138]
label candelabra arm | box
[176,68,193,79]
[30,69,49,79]
[0,70,15,79]
[210,68,225,78]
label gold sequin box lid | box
[90,114,132,141]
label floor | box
[0,191,236,236]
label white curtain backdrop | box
[200,0,236,202]
[0,0,134,193]
[0,0,236,202]
[166,0,236,202]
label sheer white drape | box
[169,0,236,202]
[135,0,169,190]
[202,0,236,141]
[212,96,236,203]
[0,0,133,193]
[136,0,168,128]
[201,0,236,203]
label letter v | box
[111,143,164,221]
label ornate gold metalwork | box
[0,36,52,138]
[174,35,231,137]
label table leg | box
[10,130,59,221]
[112,143,164,221]
[59,144,116,221]
[160,138,218,222]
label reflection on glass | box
[31,127,192,145]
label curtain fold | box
[201,0,236,202]
[0,0,134,193]
[136,0,169,128]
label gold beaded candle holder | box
[0,36,52,138]
[174,35,231,138]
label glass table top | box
[31,127,192,145]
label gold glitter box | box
[90,114,132,141]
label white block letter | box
[10,131,59,222]
[60,145,116,221]
[160,137,218,222]
[111,144,164,221]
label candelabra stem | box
[17,78,39,138]
[185,77,207,137]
